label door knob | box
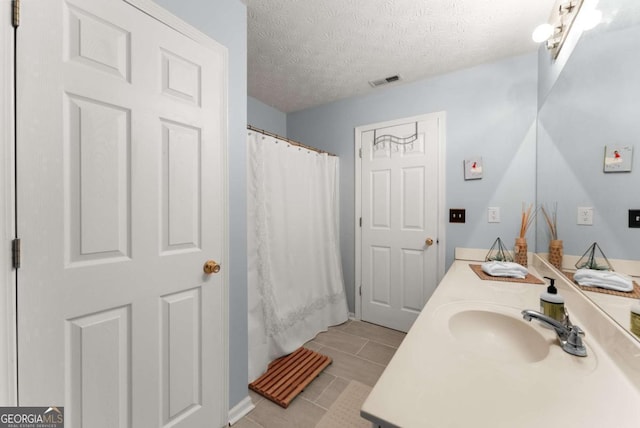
[203,260,221,274]
[425,238,434,246]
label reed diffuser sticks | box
[540,203,558,240]
[519,202,536,239]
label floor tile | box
[319,346,385,387]
[311,329,368,355]
[330,319,353,332]
[299,371,335,401]
[233,416,264,428]
[302,340,323,352]
[248,396,326,428]
[357,340,397,366]
[341,321,406,348]
[314,376,350,409]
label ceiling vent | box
[369,74,401,88]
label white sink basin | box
[448,309,549,363]
[431,302,551,364]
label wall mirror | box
[536,0,640,340]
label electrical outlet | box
[577,207,593,225]
[487,207,500,223]
[449,209,466,223]
[629,210,640,228]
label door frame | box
[0,0,229,416]
[1,0,17,406]
[354,112,446,321]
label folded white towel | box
[573,268,634,292]
[481,261,528,279]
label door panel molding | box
[354,112,446,326]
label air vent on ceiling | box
[369,74,401,88]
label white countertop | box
[361,255,640,428]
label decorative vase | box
[549,239,563,270]
[514,237,528,267]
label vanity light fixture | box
[532,23,555,43]
[581,8,603,30]
[533,0,584,59]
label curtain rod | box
[247,125,337,157]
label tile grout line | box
[244,415,265,428]
[311,375,351,411]
[321,342,388,368]
[335,327,405,349]
[354,338,369,355]
[329,326,404,351]
[307,373,336,404]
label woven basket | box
[549,239,563,270]
[514,237,528,267]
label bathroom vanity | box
[361,250,640,427]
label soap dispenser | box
[540,276,564,322]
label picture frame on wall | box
[603,145,633,172]
[464,157,483,180]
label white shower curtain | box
[247,131,348,381]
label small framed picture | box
[464,157,483,180]
[603,145,633,172]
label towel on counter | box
[573,268,634,292]
[481,261,529,279]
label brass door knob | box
[425,238,434,246]
[203,260,221,274]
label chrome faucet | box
[521,309,587,357]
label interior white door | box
[16,0,226,426]
[360,115,443,332]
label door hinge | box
[12,0,20,28]
[359,217,362,227]
[359,285,362,296]
[12,238,21,269]
[359,148,362,158]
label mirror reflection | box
[536,0,640,339]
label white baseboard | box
[348,312,356,320]
[228,395,255,426]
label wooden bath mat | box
[249,347,332,408]
[563,271,640,299]
[469,264,544,285]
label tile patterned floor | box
[234,320,406,428]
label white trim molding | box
[354,128,362,320]
[228,395,255,426]
[0,0,17,406]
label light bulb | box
[532,23,554,43]
[582,9,603,30]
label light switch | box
[449,209,466,223]
[629,210,640,228]
[577,207,593,225]
[488,207,500,223]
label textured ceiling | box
[244,0,557,113]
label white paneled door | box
[16,0,226,426]
[359,114,444,332]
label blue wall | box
[152,0,249,410]
[248,96,287,136]
[287,53,538,313]
[536,23,640,260]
